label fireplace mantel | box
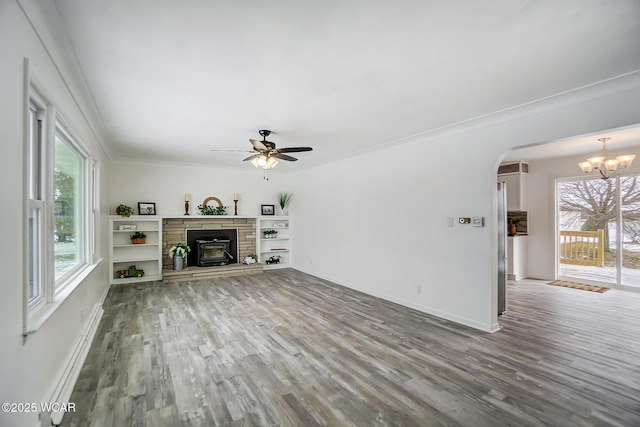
[162,215,259,219]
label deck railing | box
[559,229,605,267]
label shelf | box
[112,274,161,284]
[113,228,159,231]
[113,256,160,263]
[112,230,159,234]
[110,216,163,284]
[257,216,290,269]
[264,262,289,270]
[114,243,160,247]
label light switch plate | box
[472,217,484,227]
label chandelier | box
[578,137,635,180]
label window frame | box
[556,172,640,289]
[52,118,90,292]
[24,72,99,335]
[26,96,46,311]
[91,159,101,263]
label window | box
[54,122,87,288]
[25,85,96,334]
[557,174,640,288]
[26,98,45,308]
[91,159,100,263]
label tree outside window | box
[559,176,640,269]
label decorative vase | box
[508,221,517,236]
[279,206,288,216]
[173,256,184,271]
[131,238,146,244]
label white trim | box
[91,159,101,263]
[292,267,495,333]
[23,260,102,336]
[24,61,100,335]
[44,282,108,425]
[53,119,90,293]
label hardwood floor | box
[62,269,640,427]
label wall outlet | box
[447,217,454,227]
[458,217,471,224]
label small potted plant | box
[263,229,278,239]
[197,205,228,215]
[116,204,134,217]
[169,243,191,271]
[508,218,521,236]
[277,192,292,216]
[130,231,146,244]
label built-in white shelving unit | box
[109,215,162,284]
[257,216,290,269]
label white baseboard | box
[41,284,109,426]
[292,267,495,333]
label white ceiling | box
[503,126,640,162]
[50,0,640,169]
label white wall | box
[109,161,291,218]
[289,73,640,332]
[0,2,111,426]
[525,145,640,281]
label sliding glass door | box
[557,174,640,288]
[621,176,640,286]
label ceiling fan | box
[243,130,313,169]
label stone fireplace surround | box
[161,217,261,283]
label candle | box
[185,194,190,202]
[233,193,239,201]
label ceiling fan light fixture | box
[264,157,278,169]
[578,137,635,180]
[244,130,313,173]
[250,154,278,170]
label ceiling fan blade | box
[274,153,298,161]
[275,147,313,153]
[243,154,260,161]
[250,139,268,151]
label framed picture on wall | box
[138,202,156,215]
[261,204,275,215]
